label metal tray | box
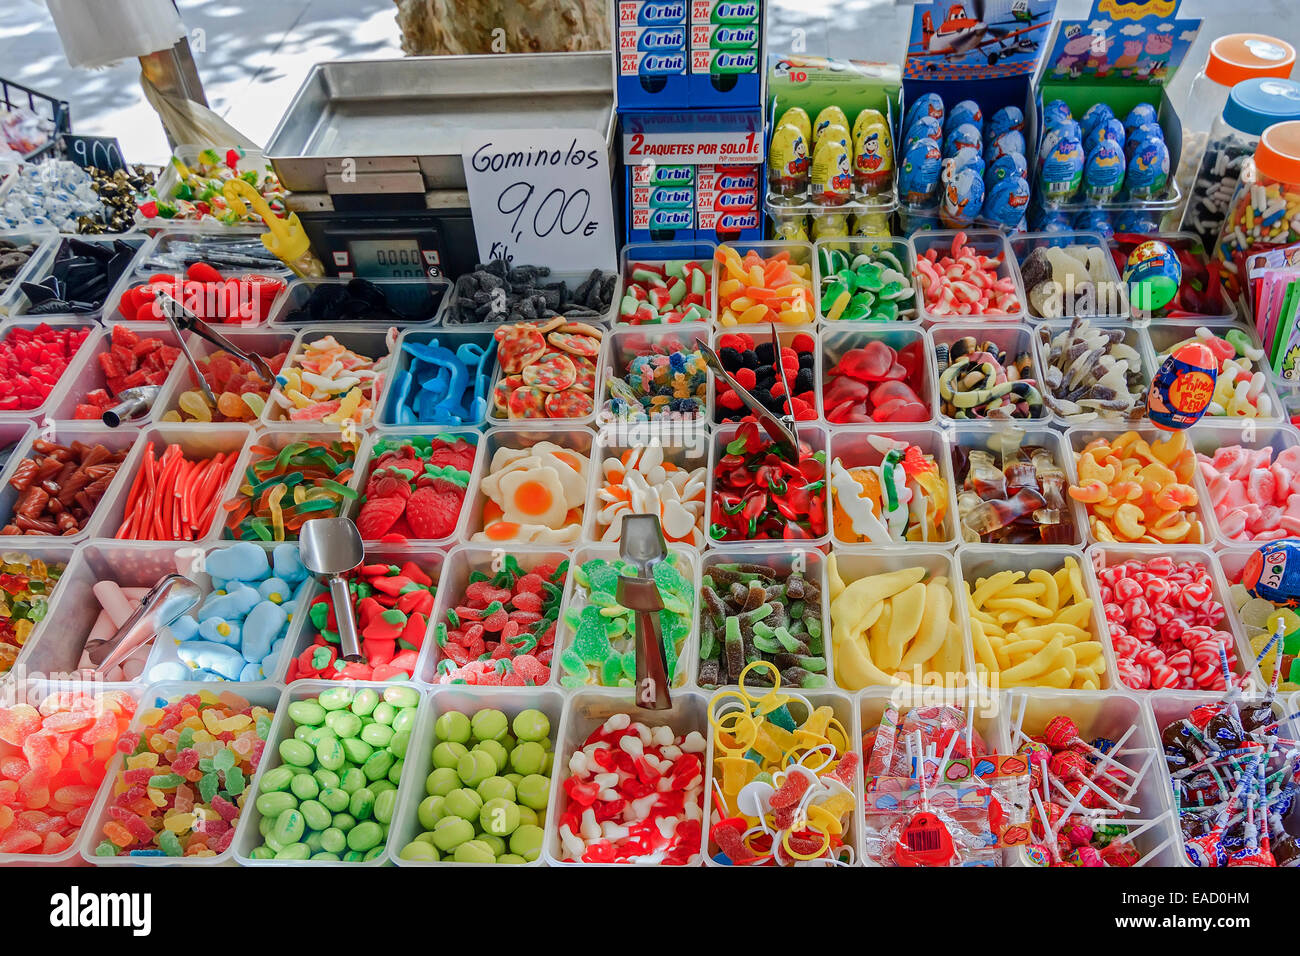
[265,52,615,195]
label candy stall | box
[0,0,1299,885]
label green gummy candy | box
[198,771,220,803]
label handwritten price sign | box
[461,129,616,273]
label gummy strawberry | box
[405,484,459,539]
[355,496,405,539]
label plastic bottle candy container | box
[431,555,564,686]
[1123,239,1182,313]
[620,259,712,323]
[0,689,135,855]
[591,446,707,546]
[93,690,267,858]
[247,685,415,862]
[153,541,308,683]
[915,233,1022,318]
[223,438,359,542]
[0,553,64,673]
[1108,233,1229,318]
[828,555,962,691]
[964,557,1104,690]
[823,339,929,424]
[1069,431,1203,544]
[709,422,827,542]
[1227,548,1300,691]
[1154,327,1273,420]
[712,332,817,424]
[116,263,286,325]
[288,559,436,683]
[470,441,589,545]
[708,666,856,866]
[73,325,183,419]
[1095,555,1238,692]
[162,346,291,423]
[115,442,239,541]
[698,561,826,689]
[556,712,704,864]
[1040,320,1146,425]
[139,147,287,225]
[953,440,1074,545]
[714,245,814,326]
[1160,701,1300,867]
[937,337,1043,420]
[558,554,693,689]
[817,245,916,322]
[831,439,948,544]
[0,324,91,411]
[269,334,390,426]
[1198,443,1300,542]
[1018,244,1119,320]
[490,320,601,422]
[1215,120,1300,290]
[355,435,476,542]
[399,707,553,863]
[3,439,127,536]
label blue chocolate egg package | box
[946,99,984,135]
[904,92,945,132]
[939,161,985,227]
[905,114,944,150]
[899,136,942,204]
[989,105,1024,139]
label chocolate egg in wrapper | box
[988,151,1028,185]
[939,159,985,227]
[776,106,812,148]
[809,138,853,206]
[813,104,850,144]
[985,129,1026,164]
[1072,208,1114,239]
[852,107,888,144]
[905,115,943,151]
[984,175,1031,229]
[899,136,942,205]
[1146,341,1216,431]
[1125,137,1170,199]
[853,119,893,195]
[1123,103,1158,137]
[1043,99,1073,130]
[1084,140,1126,202]
[1039,135,1084,202]
[946,99,984,135]
[943,121,982,157]
[904,92,945,133]
[989,105,1025,139]
[1084,118,1125,156]
[768,122,810,197]
[1081,102,1116,138]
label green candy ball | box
[516,806,539,827]
[480,797,521,836]
[431,741,468,770]
[457,750,496,787]
[509,824,544,862]
[399,840,439,862]
[470,709,509,742]
[443,787,484,821]
[509,741,546,776]
[478,833,507,857]
[474,739,509,774]
[477,775,517,803]
[434,711,472,745]
[512,709,550,742]
[431,816,474,852]
[453,839,496,864]
[496,853,527,865]
[425,766,460,797]
[416,794,447,830]
[516,773,550,811]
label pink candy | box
[1095,556,1239,692]
[1197,444,1300,542]
[916,232,1022,318]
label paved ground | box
[0,0,1292,166]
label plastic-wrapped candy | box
[1126,122,1164,158]
[818,122,852,154]
[1,161,104,231]
[1113,209,1161,233]
[1039,134,1085,202]
[1126,137,1170,199]
[1123,103,1159,137]
[1041,121,1082,161]
[906,115,944,150]
[951,145,985,178]
[946,99,984,134]
[1043,99,1073,130]
[1123,239,1181,311]
[983,174,1030,229]
[1085,140,1127,202]
[1081,102,1116,138]
[985,129,1026,164]
[904,92,945,133]
[853,118,894,194]
[810,139,853,206]
[1030,204,1073,233]
[1084,118,1126,156]
[987,151,1028,185]
[990,106,1024,139]
[777,106,813,146]
[768,122,810,197]
[943,122,982,157]
[939,160,985,227]
[814,104,851,143]
[899,137,942,205]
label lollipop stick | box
[1132,831,1178,867]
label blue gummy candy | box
[241,600,287,663]
[206,541,269,582]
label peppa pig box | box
[1029,0,1202,236]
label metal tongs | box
[695,323,800,460]
[154,289,278,407]
[617,514,672,711]
[86,573,202,676]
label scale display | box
[348,238,429,280]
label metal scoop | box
[617,513,672,711]
[102,385,162,427]
[299,516,365,662]
[694,323,800,460]
[87,573,202,676]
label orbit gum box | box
[696,163,761,240]
[629,163,696,241]
[690,0,762,108]
[617,1,690,109]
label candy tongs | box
[694,323,800,460]
[155,288,278,396]
[88,573,202,676]
[617,513,672,711]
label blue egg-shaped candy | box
[989,106,1025,139]
[984,175,1031,228]
[1084,140,1126,201]
[985,129,1025,164]
[1043,99,1073,130]
[1125,137,1170,198]
[905,115,943,151]
[951,145,986,179]
[1072,208,1114,239]
[1039,135,1084,202]
[1124,103,1159,137]
[904,92,945,133]
[1081,102,1116,138]
[946,99,984,135]
[943,122,982,158]
[1243,541,1300,608]
[899,136,943,205]
[987,151,1028,185]
[940,163,986,227]
[1032,206,1074,233]
[1125,122,1164,158]
[1084,118,1125,156]
[1113,209,1160,233]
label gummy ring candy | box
[738,659,783,701]
[782,825,831,861]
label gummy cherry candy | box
[838,341,896,381]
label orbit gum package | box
[617,1,690,109]
[630,164,696,241]
[689,0,762,107]
[696,163,762,242]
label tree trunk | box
[393,0,610,56]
